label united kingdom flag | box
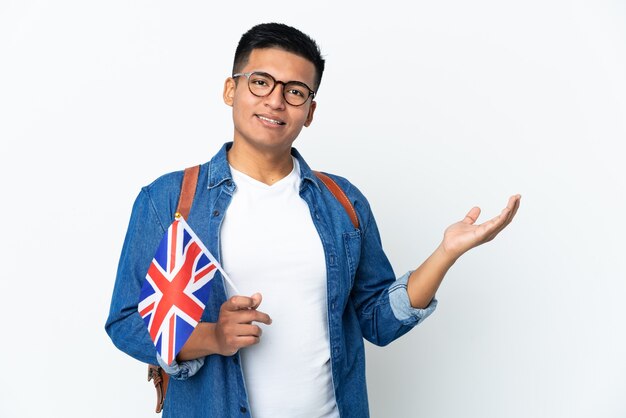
[138,217,220,366]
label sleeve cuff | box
[388,271,438,326]
[157,354,204,381]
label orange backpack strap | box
[148,165,200,413]
[148,364,168,413]
[313,171,359,229]
[175,165,200,219]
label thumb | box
[250,292,262,309]
[462,207,481,225]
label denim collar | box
[206,142,320,192]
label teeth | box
[258,115,284,125]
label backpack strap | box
[175,165,200,219]
[313,171,359,229]
[148,164,200,413]
[148,364,168,413]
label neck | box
[227,141,294,185]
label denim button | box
[240,406,247,413]
[227,180,233,186]
[213,210,220,217]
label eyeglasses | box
[232,71,316,107]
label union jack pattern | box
[138,217,219,365]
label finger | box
[491,205,514,231]
[224,295,259,311]
[507,194,521,222]
[229,308,272,325]
[246,309,272,325]
[235,335,262,349]
[223,335,262,354]
[462,207,481,225]
[497,195,521,229]
[482,196,521,241]
[476,213,507,239]
[235,324,263,338]
[484,211,510,240]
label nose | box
[264,82,286,110]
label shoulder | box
[314,172,366,202]
[142,161,210,198]
[313,171,375,231]
[293,146,368,205]
[143,168,185,195]
[136,162,208,224]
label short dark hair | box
[233,23,325,91]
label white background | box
[1,1,625,417]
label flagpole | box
[176,216,241,295]
[213,263,241,295]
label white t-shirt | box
[221,158,339,418]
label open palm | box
[442,195,521,260]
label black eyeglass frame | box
[232,71,316,106]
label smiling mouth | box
[256,115,286,125]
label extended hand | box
[441,194,521,260]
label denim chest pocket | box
[343,230,362,288]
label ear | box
[304,100,317,127]
[223,77,236,107]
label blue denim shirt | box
[105,143,437,417]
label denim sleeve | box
[350,195,438,347]
[105,188,166,364]
[157,355,205,380]
[388,271,437,326]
